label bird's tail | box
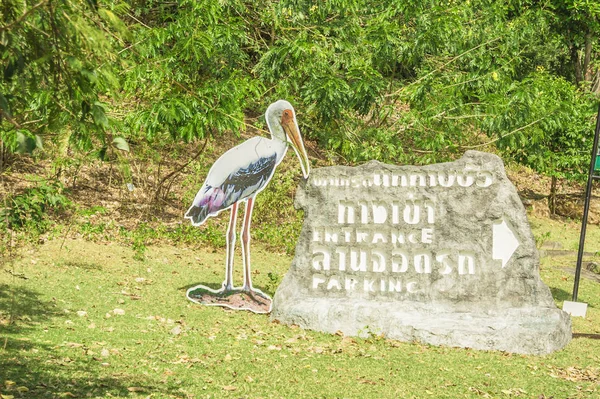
[185,205,210,226]
[185,186,227,226]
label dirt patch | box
[506,165,600,223]
[560,267,600,284]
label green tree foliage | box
[123,0,264,142]
[0,0,129,156]
[0,181,70,233]
[121,1,596,173]
[485,71,592,180]
[3,0,599,186]
[380,1,597,173]
[539,0,600,86]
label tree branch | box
[442,114,493,120]
[0,0,48,32]
[386,37,502,98]
[406,118,545,154]
[153,137,210,202]
[0,109,21,129]
[460,118,544,149]
[584,30,593,83]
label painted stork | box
[185,100,310,298]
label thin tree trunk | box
[0,139,4,173]
[591,69,600,95]
[584,31,593,83]
[153,137,209,203]
[549,176,558,215]
[571,46,582,86]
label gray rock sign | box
[272,151,571,354]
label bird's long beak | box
[281,113,310,179]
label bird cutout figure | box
[185,100,310,313]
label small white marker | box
[563,301,587,318]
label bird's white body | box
[185,136,287,226]
[204,137,287,188]
[196,136,287,215]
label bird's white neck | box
[265,110,289,163]
[272,135,288,164]
[266,112,287,142]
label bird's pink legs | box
[224,202,238,291]
[241,197,254,292]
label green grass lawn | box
[529,215,600,254]
[1,235,599,399]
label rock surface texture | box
[272,151,571,354]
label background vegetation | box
[2,0,600,257]
[3,0,600,163]
[1,0,599,252]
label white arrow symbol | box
[493,218,520,268]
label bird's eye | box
[281,109,293,124]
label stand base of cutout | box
[563,301,588,317]
[187,284,272,314]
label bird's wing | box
[220,152,278,206]
[205,137,276,187]
[186,137,279,225]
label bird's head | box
[266,100,310,179]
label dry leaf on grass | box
[64,342,84,348]
[170,325,182,335]
[357,377,377,385]
[468,387,492,398]
[501,388,527,396]
[549,366,599,383]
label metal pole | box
[573,102,600,302]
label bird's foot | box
[241,285,271,302]
[221,282,235,293]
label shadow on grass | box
[573,333,600,339]
[0,284,178,398]
[549,286,572,303]
[548,286,596,309]
[0,283,57,335]
[60,260,104,271]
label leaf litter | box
[548,365,599,383]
